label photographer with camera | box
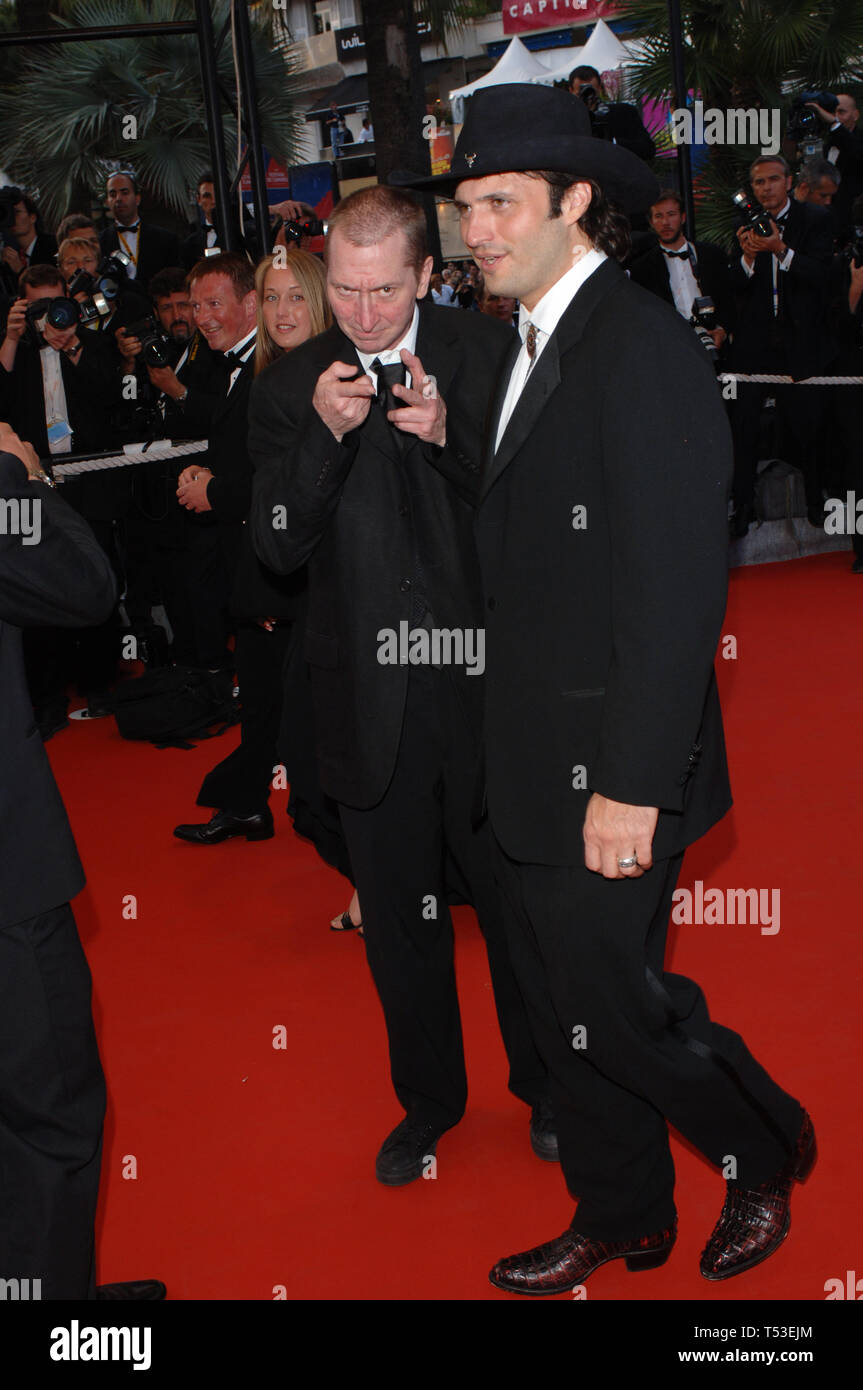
[117,266,230,661]
[727,154,835,536]
[629,190,734,365]
[568,65,655,162]
[804,92,863,247]
[0,264,124,729]
[59,236,150,343]
[827,192,863,573]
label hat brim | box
[395,136,660,216]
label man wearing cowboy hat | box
[403,84,813,1296]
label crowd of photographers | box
[1,80,863,741]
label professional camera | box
[845,222,863,270]
[125,314,171,368]
[67,249,131,301]
[0,185,24,247]
[283,216,327,246]
[23,295,81,348]
[577,84,610,135]
[690,296,719,364]
[786,91,839,143]
[732,189,774,239]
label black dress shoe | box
[529,1098,559,1162]
[173,808,274,844]
[729,503,755,540]
[490,1221,677,1296]
[700,1109,816,1281]
[38,708,70,741]
[852,556,863,574]
[96,1279,167,1300]
[375,1117,449,1186]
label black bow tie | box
[119,223,140,234]
[662,247,690,260]
[371,358,407,416]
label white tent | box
[448,36,550,107]
[533,20,633,85]
[449,21,634,117]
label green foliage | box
[0,0,303,225]
[616,1,863,247]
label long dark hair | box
[529,171,631,263]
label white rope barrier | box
[719,373,863,386]
[51,438,208,479]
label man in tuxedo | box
[249,185,552,1185]
[807,92,863,246]
[727,154,835,536]
[0,420,164,1300]
[629,190,734,356]
[181,174,229,269]
[407,83,812,1294]
[100,171,180,294]
[569,65,655,162]
[0,191,57,289]
[169,253,256,676]
[793,157,840,210]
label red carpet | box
[45,551,860,1301]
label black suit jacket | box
[628,239,735,335]
[476,259,732,867]
[727,199,834,379]
[0,451,116,926]
[824,123,863,243]
[249,304,515,808]
[100,222,181,293]
[28,232,59,267]
[604,102,656,161]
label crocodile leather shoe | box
[489,1221,677,1296]
[529,1098,559,1162]
[173,808,274,844]
[375,1117,448,1186]
[700,1109,816,1281]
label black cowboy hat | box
[396,83,659,215]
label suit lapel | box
[481,258,626,501]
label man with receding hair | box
[250,185,552,1186]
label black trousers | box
[832,352,863,560]
[729,379,824,512]
[0,902,105,1299]
[338,662,547,1131]
[488,834,804,1241]
[198,621,291,816]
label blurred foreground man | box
[406,85,813,1294]
[250,187,552,1186]
[0,421,164,1300]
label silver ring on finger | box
[617,855,638,870]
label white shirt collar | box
[225,327,257,361]
[23,235,37,258]
[518,248,607,347]
[356,304,419,380]
[776,199,792,220]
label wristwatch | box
[29,466,56,488]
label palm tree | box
[616,0,863,246]
[0,0,304,229]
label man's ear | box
[560,181,593,227]
[416,255,434,300]
[244,289,257,323]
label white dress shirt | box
[495,248,606,452]
[115,222,141,279]
[225,327,257,393]
[356,303,419,391]
[39,348,72,454]
[661,240,701,319]
[740,198,794,316]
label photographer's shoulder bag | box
[109,666,239,749]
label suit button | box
[487,596,496,610]
[400,579,411,593]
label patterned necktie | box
[524,322,537,358]
[371,358,407,417]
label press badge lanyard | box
[42,349,73,451]
[117,226,139,266]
